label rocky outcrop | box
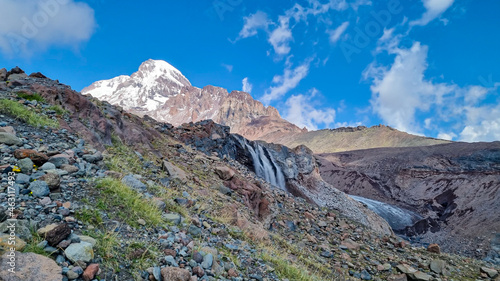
[318,142,500,258]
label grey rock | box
[153,266,161,281]
[29,181,50,197]
[18,157,34,173]
[165,255,179,267]
[218,184,232,196]
[0,219,33,240]
[0,68,6,81]
[189,225,202,236]
[49,157,69,168]
[121,174,146,190]
[15,173,30,185]
[64,242,94,263]
[201,253,213,269]
[82,151,103,163]
[8,73,28,81]
[162,213,182,224]
[40,162,56,171]
[430,260,446,274]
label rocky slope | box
[2,67,499,281]
[82,59,305,141]
[317,142,500,261]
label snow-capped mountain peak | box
[133,59,191,87]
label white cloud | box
[283,89,336,130]
[460,105,500,142]
[364,42,455,134]
[261,59,311,104]
[367,33,500,142]
[238,0,369,56]
[268,16,293,55]
[410,0,454,26]
[242,77,253,93]
[239,11,271,39]
[0,0,96,57]
[437,132,457,140]
[328,21,349,43]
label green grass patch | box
[105,135,144,174]
[16,92,45,102]
[0,99,59,128]
[48,105,68,115]
[95,177,163,227]
[75,207,104,226]
[22,228,52,257]
[261,251,319,281]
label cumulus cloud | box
[328,21,349,43]
[460,104,500,142]
[242,77,253,93]
[239,11,271,39]
[283,89,336,130]
[268,16,293,55]
[261,59,311,104]
[0,0,96,57]
[367,29,500,142]
[365,42,454,134]
[410,0,454,26]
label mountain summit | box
[82,59,305,140]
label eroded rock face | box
[171,120,393,235]
[317,142,500,257]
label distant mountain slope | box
[317,141,500,256]
[261,125,451,154]
[82,59,305,140]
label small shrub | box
[16,92,45,102]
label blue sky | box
[0,0,499,142]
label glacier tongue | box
[350,195,422,230]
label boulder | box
[121,174,146,190]
[29,181,50,197]
[45,224,71,246]
[29,72,48,79]
[7,73,28,81]
[17,158,34,173]
[481,267,499,278]
[0,251,63,281]
[39,173,61,190]
[0,132,22,146]
[82,263,99,281]
[0,126,15,134]
[14,149,49,165]
[214,166,235,180]
[427,243,441,254]
[0,68,7,81]
[162,160,187,182]
[430,259,446,274]
[64,242,94,263]
[160,267,191,281]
